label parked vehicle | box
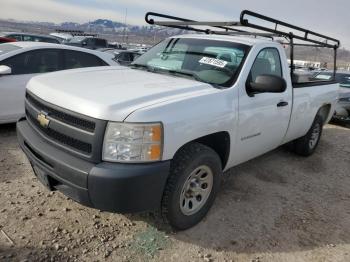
[114,50,144,65]
[107,42,125,49]
[66,36,108,50]
[334,96,350,123]
[49,32,74,44]
[1,32,60,44]
[0,42,118,124]
[313,71,350,122]
[100,49,144,65]
[99,48,125,54]
[0,36,16,44]
[17,11,340,230]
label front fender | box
[124,87,238,161]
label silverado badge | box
[37,112,50,128]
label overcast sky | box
[1,0,349,48]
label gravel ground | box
[0,123,349,262]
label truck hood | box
[27,66,213,121]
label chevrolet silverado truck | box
[17,11,340,230]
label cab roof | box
[171,34,279,47]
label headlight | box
[102,122,163,162]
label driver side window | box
[250,48,282,83]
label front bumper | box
[17,119,171,213]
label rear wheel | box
[161,143,222,230]
[292,115,323,156]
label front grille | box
[25,91,107,162]
[27,110,92,154]
[26,93,95,133]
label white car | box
[0,42,118,124]
[313,70,350,120]
[17,11,340,230]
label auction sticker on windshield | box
[199,57,227,68]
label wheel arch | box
[172,131,231,170]
[317,104,332,125]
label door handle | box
[277,101,289,107]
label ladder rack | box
[145,10,340,76]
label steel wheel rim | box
[309,123,321,149]
[179,165,213,216]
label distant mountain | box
[59,19,126,32]
[60,22,81,28]
[57,19,185,35]
[57,19,141,34]
[89,19,125,29]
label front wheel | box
[161,143,222,230]
[292,115,324,156]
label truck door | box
[234,47,292,164]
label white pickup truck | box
[17,11,340,230]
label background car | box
[334,96,350,122]
[1,32,60,44]
[101,49,144,65]
[107,42,125,49]
[49,32,74,44]
[98,48,126,54]
[0,36,16,44]
[65,36,108,50]
[314,70,350,122]
[0,42,118,124]
[113,50,144,65]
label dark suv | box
[66,36,108,50]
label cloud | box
[0,0,230,24]
[101,0,232,20]
[1,0,349,48]
[0,0,129,23]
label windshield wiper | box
[163,69,211,84]
[130,65,212,85]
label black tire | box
[292,115,324,156]
[161,142,222,230]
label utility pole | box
[123,8,128,47]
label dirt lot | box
[0,123,349,262]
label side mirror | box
[0,65,11,76]
[249,74,287,94]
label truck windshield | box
[131,38,249,87]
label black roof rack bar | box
[240,10,340,49]
[145,10,340,49]
[146,12,248,34]
[208,31,276,37]
[281,43,327,48]
[154,21,242,27]
[145,10,340,79]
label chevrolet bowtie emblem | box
[37,112,50,128]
